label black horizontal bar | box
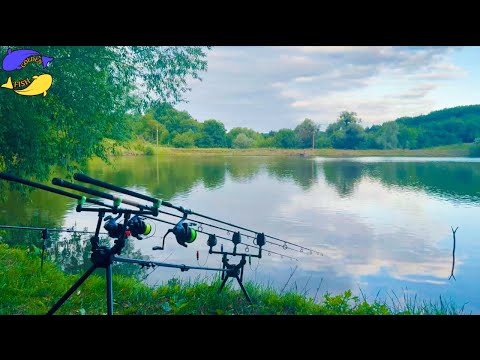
[209,249,261,259]
[113,256,227,272]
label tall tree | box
[274,129,298,148]
[327,111,365,149]
[227,127,262,148]
[0,46,210,182]
[151,103,202,143]
[197,119,227,148]
[294,118,319,148]
[233,133,255,148]
[376,122,399,149]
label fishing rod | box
[156,209,315,255]
[0,172,114,209]
[142,215,298,261]
[65,173,304,260]
[44,204,233,315]
[183,209,321,254]
[0,173,264,312]
[0,224,107,235]
[72,173,318,255]
[51,178,159,215]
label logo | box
[1,48,54,97]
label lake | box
[1,155,480,313]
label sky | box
[179,46,480,133]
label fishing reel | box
[162,213,197,248]
[103,214,152,240]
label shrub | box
[470,138,480,157]
[144,146,155,155]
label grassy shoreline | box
[109,139,472,158]
[0,243,463,315]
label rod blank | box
[0,172,112,208]
[74,173,160,205]
[52,178,149,210]
[0,224,107,235]
[69,173,318,256]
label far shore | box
[109,141,473,158]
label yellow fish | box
[1,74,52,96]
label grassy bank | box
[107,139,472,158]
[0,243,463,315]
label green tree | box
[227,127,262,148]
[376,122,399,149]
[314,131,332,148]
[273,129,298,148]
[327,111,365,149]
[294,118,319,148]
[196,119,227,148]
[131,112,169,144]
[327,111,361,133]
[172,130,196,148]
[397,125,418,149]
[470,138,480,157]
[152,103,202,144]
[0,46,210,182]
[233,133,255,148]
[256,134,276,148]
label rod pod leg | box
[235,275,252,304]
[46,264,97,315]
[106,262,114,315]
[217,276,229,294]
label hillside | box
[367,105,480,149]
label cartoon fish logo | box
[2,48,54,72]
[1,74,53,96]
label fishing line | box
[0,224,108,235]
[197,250,210,267]
[143,216,298,261]
[249,255,261,272]
[158,210,320,255]
[184,209,320,255]
[65,172,318,255]
[139,250,175,282]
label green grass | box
[105,139,473,158]
[0,243,465,315]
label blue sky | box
[179,46,479,133]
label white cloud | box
[279,54,316,66]
[181,46,468,131]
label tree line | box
[2,45,479,185]
[128,103,480,150]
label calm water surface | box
[2,155,480,313]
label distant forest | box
[126,103,480,151]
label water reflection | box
[265,157,319,190]
[1,156,479,312]
[322,161,364,197]
[317,157,480,203]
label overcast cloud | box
[178,46,475,132]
